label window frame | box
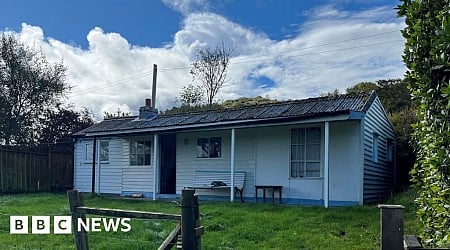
[85,143,93,163]
[196,137,222,159]
[129,140,152,166]
[290,127,322,179]
[386,139,394,162]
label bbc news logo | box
[10,216,131,234]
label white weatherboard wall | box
[328,121,361,204]
[175,129,256,198]
[175,122,364,205]
[74,140,93,192]
[74,136,155,196]
[363,97,396,203]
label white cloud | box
[162,0,211,15]
[10,4,405,119]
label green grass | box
[0,190,418,249]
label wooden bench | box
[185,170,246,202]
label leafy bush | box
[398,0,450,247]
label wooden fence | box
[68,189,203,250]
[0,145,73,193]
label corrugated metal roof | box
[74,92,375,137]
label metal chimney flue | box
[151,64,157,108]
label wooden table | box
[254,185,283,204]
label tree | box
[180,83,204,106]
[398,0,450,247]
[0,34,68,145]
[190,42,232,105]
[346,82,379,94]
[40,107,94,144]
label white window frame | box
[99,140,109,163]
[290,127,322,178]
[129,140,152,166]
[85,143,93,163]
[196,137,222,159]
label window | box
[290,127,321,178]
[130,141,151,166]
[85,143,93,162]
[373,133,379,163]
[100,141,109,162]
[197,137,222,158]
[387,139,394,162]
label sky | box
[0,0,405,119]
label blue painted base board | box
[119,191,358,206]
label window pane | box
[290,162,304,178]
[130,142,137,154]
[100,142,109,162]
[291,145,297,161]
[306,162,320,177]
[130,154,137,165]
[291,145,305,161]
[197,138,209,158]
[144,142,151,154]
[137,142,145,154]
[209,137,221,158]
[145,154,151,165]
[129,140,151,166]
[306,144,320,161]
[85,144,93,161]
[138,155,144,165]
[306,127,321,144]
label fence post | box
[68,190,89,250]
[181,189,203,250]
[378,204,404,250]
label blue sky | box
[1,0,404,118]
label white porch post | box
[230,128,236,202]
[96,140,101,194]
[153,134,159,201]
[324,122,330,208]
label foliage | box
[398,0,450,247]
[163,96,278,115]
[40,107,94,144]
[179,83,204,106]
[190,42,232,105]
[346,82,379,95]
[319,88,341,97]
[0,190,418,249]
[346,79,412,115]
[221,96,278,108]
[162,103,223,115]
[0,34,68,146]
[104,109,132,119]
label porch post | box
[324,122,330,208]
[97,140,101,194]
[230,128,236,202]
[153,134,159,201]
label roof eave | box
[78,111,359,138]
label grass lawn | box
[0,189,418,249]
